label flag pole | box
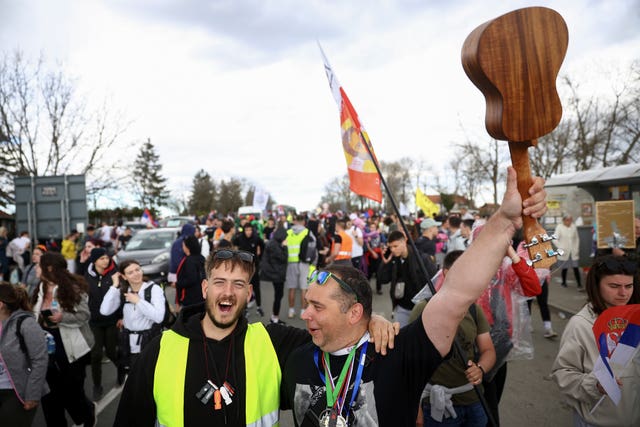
[358,130,497,427]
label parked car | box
[123,221,150,234]
[113,227,179,284]
[158,216,195,228]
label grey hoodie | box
[0,310,49,402]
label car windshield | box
[125,231,175,251]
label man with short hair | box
[416,218,441,262]
[325,218,352,266]
[447,216,466,252]
[285,214,313,319]
[233,222,265,316]
[113,249,397,426]
[379,230,438,327]
[460,218,475,249]
[281,167,548,426]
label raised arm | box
[423,167,547,356]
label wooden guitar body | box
[461,7,569,268]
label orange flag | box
[319,43,382,203]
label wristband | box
[477,363,485,376]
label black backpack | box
[143,284,177,329]
[15,314,38,370]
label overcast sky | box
[2,0,639,213]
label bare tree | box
[0,51,128,207]
[531,117,574,178]
[319,174,355,212]
[456,138,507,205]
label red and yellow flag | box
[319,44,382,203]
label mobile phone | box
[41,309,53,317]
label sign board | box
[14,175,88,241]
[595,200,636,249]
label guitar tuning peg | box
[540,234,555,242]
[524,237,539,248]
[528,252,543,265]
[545,249,561,257]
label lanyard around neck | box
[314,340,369,417]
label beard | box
[205,296,248,330]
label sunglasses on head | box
[597,258,637,275]
[213,249,254,263]
[307,270,357,301]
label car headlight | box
[152,252,170,264]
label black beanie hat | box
[89,247,108,264]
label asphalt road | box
[31,280,574,426]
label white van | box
[237,206,262,220]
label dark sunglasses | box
[597,258,637,275]
[307,270,357,301]
[213,249,254,263]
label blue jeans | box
[422,401,488,427]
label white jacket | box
[100,281,165,332]
[33,285,94,363]
[554,223,580,261]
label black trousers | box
[0,389,37,427]
[41,354,93,426]
[271,281,284,316]
[250,271,261,306]
[561,267,582,287]
[90,323,118,387]
[527,279,551,322]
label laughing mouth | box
[218,301,234,313]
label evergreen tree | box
[217,178,244,215]
[189,169,216,215]
[132,138,169,210]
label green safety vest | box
[153,324,281,427]
[286,228,308,263]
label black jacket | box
[379,246,437,310]
[260,227,288,283]
[85,261,121,326]
[176,254,206,307]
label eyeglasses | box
[212,249,254,263]
[307,270,357,301]
[597,258,637,275]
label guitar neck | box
[508,140,557,268]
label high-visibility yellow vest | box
[153,324,281,427]
[286,228,308,263]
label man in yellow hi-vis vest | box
[113,248,398,427]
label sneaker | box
[92,385,104,401]
[270,318,286,325]
[299,309,306,319]
[256,307,264,317]
[376,290,383,295]
[544,329,558,339]
[288,308,295,319]
[561,282,568,288]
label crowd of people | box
[0,167,638,426]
